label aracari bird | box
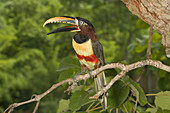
[43,16,107,109]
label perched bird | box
[43,16,107,109]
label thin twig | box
[133,98,138,113]
[136,26,153,82]
[89,71,127,99]
[4,105,13,113]
[86,101,95,112]
[90,59,170,99]
[146,93,170,96]
[33,101,40,113]
[123,103,129,113]
[92,102,101,110]
[147,26,153,59]
[91,106,103,111]
[86,102,102,112]
[136,66,147,82]
[147,102,156,108]
[4,78,73,113]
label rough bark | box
[121,0,170,58]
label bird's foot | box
[73,70,86,85]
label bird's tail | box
[94,71,107,110]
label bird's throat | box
[72,38,93,56]
[73,34,89,44]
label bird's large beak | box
[43,16,80,35]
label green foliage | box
[147,107,170,113]
[0,0,169,112]
[57,56,80,88]
[155,91,170,110]
[146,91,170,113]
[107,79,129,109]
[120,100,132,113]
[57,99,70,113]
[69,90,94,111]
[128,77,148,106]
[57,56,80,73]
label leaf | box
[163,110,170,113]
[155,107,170,113]
[122,76,148,106]
[155,91,170,110]
[107,80,129,109]
[146,107,170,113]
[57,56,81,84]
[57,56,80,72]
[146,107,158,113]
[69,90,95,111]
[146,106,167,113]
[128,78,148,106]
[120,100,132,113]
[57,99,70,113]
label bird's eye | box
[79,21,84,25]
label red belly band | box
[76,53,100,64]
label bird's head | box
[43,16,95,35]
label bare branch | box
[33,101,40,113]
[4,78,73,113]
[147,26,153,59]
[89,71,126,99]
[89,59,170,99]
[4,60,170,113]
[136,66,147,82]
[136,26,154,82]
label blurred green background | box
[0,0,169,112]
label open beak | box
[43,16,80,35]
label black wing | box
[92,40,105,66]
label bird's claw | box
[73,70,86,86]
[73,75,80,86]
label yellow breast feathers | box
[72,38,93,56]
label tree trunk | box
[121,0,170,58]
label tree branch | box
[147,26,153,60]
[89,59,170,99]
[136,26,154,82]
[4,60,170,113]
[121,0,170,58]
[4,78,73,113]
[89,71,126,99]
